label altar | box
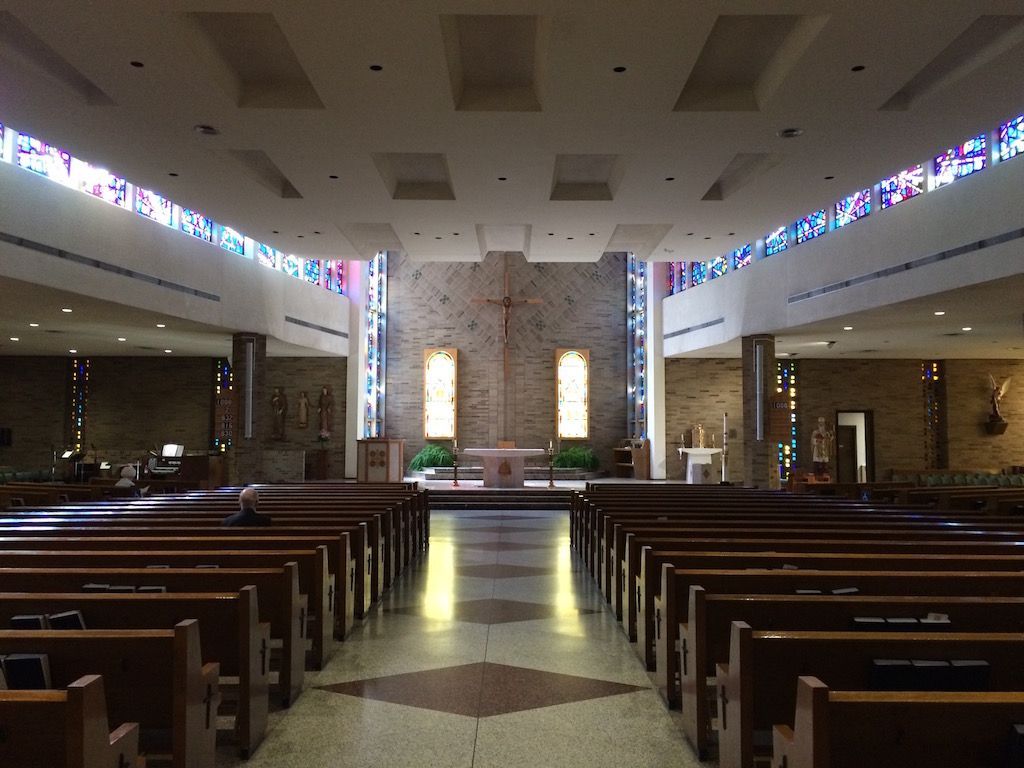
[679,447,723,484]
[462,448,546,488]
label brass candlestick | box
[452,440,460,488]
[547,440,555,488]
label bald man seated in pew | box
[223,488,271,527]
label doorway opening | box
[835,410,875,483]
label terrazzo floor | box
[219,508,702,767]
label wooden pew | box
[0,620,217,768]
[0,588,269,758]
[717,623,1024,768]
[681,588,1024,760]
[773,676,1024,768]
[0,674,141,768]
[0,566,304,706]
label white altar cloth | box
[679,447,723,484]
[462,448,546,488]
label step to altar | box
[421,466,601,481]
[427,487,575,511]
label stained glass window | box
[775,360,798,482]
[304,258,322,286]
[834,188,871,228]
[998,114,1024,162]
[557,349,589,439]
[730,245,752,270]
[135,188,175,228]
[219,226,245,256]
[709,254,728,279]
[365,252,387,437]
[627,255,647,438]
[765,226,788,256]
[666,262,676,295]
[180,209,213,242]
[933,134,986,188]
[255,243,282,269]
[73,159,127,208]
[424,349,457,439]
[17,133,72,184]
[323,260,345,294]
[795,210,827,244]
[690,261,708,286]
[281,254,301,278]
[879,165,924,209]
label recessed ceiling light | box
[168,172,179,177]
[130,61,144,68]
[686,232,694,236]
[434,236,442,240]
[703,236,711,240]
[156,323,166,328]
[851,65,866,72]
[272,230,279,234]
[313,231,321,235]
[192,124,220,136]
[369,64,383,71]
[824,175,835,180]
[843,326,853,331]
[567,236,574,240]
[497,176,507,181]
[117,337,127,342]
[413,232,421,236]
[164,349,173,354]
[329,175,339,180]
[61,308,72,313]
[613,66,627,73]
[297,235,304,238]
[9,337,19,342]
[28,323,39,327]
[934,311,946,316]
[548,233,554,236]
[69,349,77,354]
[588,233,595,236]
[665,177,675,181]
[962,326,973,331]
[777,127,804,139]
[728,232,735,236]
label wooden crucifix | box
[471,254,543,440]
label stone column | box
[646,262,667,479]
[230,333,267,485]
[741,334,777,489]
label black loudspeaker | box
[0,427,10,446]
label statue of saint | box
[297,391,309,429]
[810,416,834,476]
[271,387,288,440]
[318,386,334,437]
[989,374,1011,422]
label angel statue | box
[989,374,1011,422]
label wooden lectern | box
[356,438,405,482]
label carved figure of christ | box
[471,257,544,440]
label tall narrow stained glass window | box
[17,133,72,184]
[181,209,213,242]
[775,360,798,482]
[709,254,728,279]
[999,114,1024,162]
[879,165,924,209]
[68,357,90,452]
[136,188,174,228]
[364,251,387,437]
[212,358,233,453]
[922,361,947,469]
[666,262,676,295]
[730,245,752,270]
[219,226,246,256]
[765,226,788,256]
[834,188,871,228]
[690,261,708,286]
[933,134,986,188]
[795,210,827,244]
[304,259,322,286]
[627,254,647,439]
[423,349,457,439]
[556,349,589,440]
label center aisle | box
[225,508,698,767]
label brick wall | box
[796,359,927,476]
[0,356,68,470]
[385,251,628,471]
[664,358,744,481]
[88,357,213,462]
[945,359,1024,470]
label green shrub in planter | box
[409,443,455,471]
[553,445,599,471]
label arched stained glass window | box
[557,349,589,440]
[424,349,457,439]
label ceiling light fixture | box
[164,349,173,354]
[61,308,72,313]
[168,172,179,177]
[613,66,627,73]
[192,124,220,136]
[69,349,77,354]
[28,323,39,327]
[129,61,144,68]
[272,230,279,234]
[843,326,853,331]
[665,177,675,181]
[962,326,973,331]
[369,64,383,71]
[313,231,321,235]
[9,337,19,342]
[498,176,507,181]
[156,323,166,328]
[824,175,835,180]
[851,65,866,72]
[329,175,339,180]
[777,127,804,139]
[117,337,127,342]
[934,311,946,316]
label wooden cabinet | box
[613,438,650,480]
[356,439,405,482]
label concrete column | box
[741,334,777,489]
[345,260,367,478]
[647,261,667,479]
[230,332,267,485]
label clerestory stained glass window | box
[709,254,728,279]
[304,258,322,286]
[795,210,827,244]
[73,159,127,208]
[255,243,282,269]
[281,254,301,278]
[690,261,708,286]
[135,188,175,228]
[557,350,589,440]
[879,165,924,209]
[731,244,752,270]
[834,188,871,228]
[424,350,457,439]
[933,134,986,188]
[181,209,213,242]
[999,114,1024,163]
[16,133,71,184]
[219,226,246,256]
[765,226,788,256]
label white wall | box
[663,157,1024,356]
[0,161,350,354]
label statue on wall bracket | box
[986,374,1011,435]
